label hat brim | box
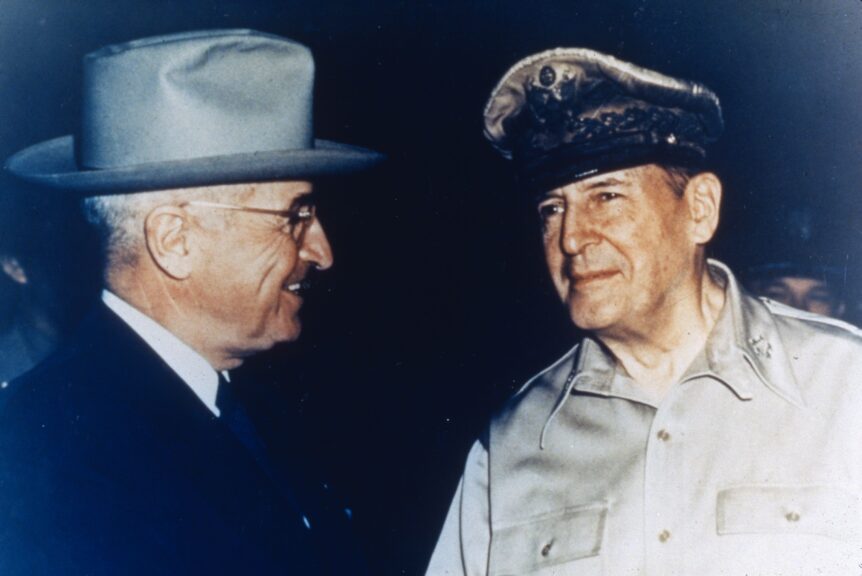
[6,135,385,195]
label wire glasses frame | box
[181,200,317,241]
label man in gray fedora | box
[426,48,862,575]
[0,29,381,575]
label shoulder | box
[0,309,164,448]
[761,297,862,338]
[1,338,99,418]
[759,296,862,351]
[3,314,127,403]
[753,296,862,408]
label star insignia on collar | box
[748,335,773,358]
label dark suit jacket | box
[0,304,365,575]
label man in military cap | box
[0,30,381,575]
[426,49,862,575]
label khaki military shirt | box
[427,261,862,576]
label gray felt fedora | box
[5,29,384,194]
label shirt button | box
[658,530,671,543]
[657,429,671,442]
[785,511,801,522]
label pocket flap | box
[489,503,606,576]
[717,485,861,542]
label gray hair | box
[661,165,699,198]
[82,193,153,270]
[81,185,248,272]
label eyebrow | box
[536,176,629,202]
[582,177,627,190]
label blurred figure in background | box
[746,260,846,318]
[0,187,95,384]
[743,206,852,320]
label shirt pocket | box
[488,503,607,576]
[716,484,861,542]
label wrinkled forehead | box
[538,163,668,199]
[196,180,314,205]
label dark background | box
[2,2,862,574]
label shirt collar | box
[705,259,804,407]
[101,289,222,416]
[540,260,804,444]
[568,338,659,405]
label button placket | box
[643,393,685,575]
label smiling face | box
[184,181,333,366]
[537,164,703,337]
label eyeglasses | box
[181,200,317,241]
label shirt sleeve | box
[425,439,491,576]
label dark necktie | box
[215,374,312,532]
[215,373,274,480]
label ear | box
[144,206,193,280]
[685,172,722,245]
[1,256,28,285]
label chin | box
[275,316,302,343]
[281,328,302,343]
[247,320,302,354]
[567,300,623,333]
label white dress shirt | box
[102,290,222,417]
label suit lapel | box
[75,305,320,569]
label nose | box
[298,219,334,270]
[559,206,594,256]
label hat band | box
[515,132,705,196]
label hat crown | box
[484,48,723,159]
[79,29,314,169]
[483,48,723,193]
